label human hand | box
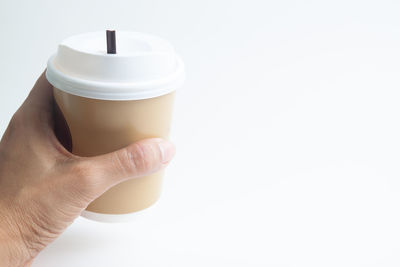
[0,72,176,267]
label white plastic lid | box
[46,31,185,100]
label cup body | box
[53,87,175,214]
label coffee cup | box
[46,31,185,222]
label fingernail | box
[158,140,176,164]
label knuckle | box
[70,161,96,185]
[63,161,102,202]
[2,111,23,141]
[9,111,22,130]
[126,143,157,175]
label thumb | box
[78,138,175,192]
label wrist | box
[0,203,34,267]
[0,226,24,266]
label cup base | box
[80,208,149,223]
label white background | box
[1,0,400,266]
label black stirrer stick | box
[106,30,116,54]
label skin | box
[0,72,176,266]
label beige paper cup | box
[46,31,184,222]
